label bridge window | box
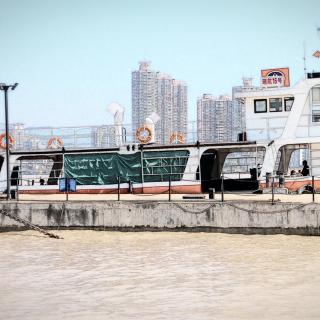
[254,99,267,113]
[284,97,294,111]
[312,87,320,122]
[269,98,282,112]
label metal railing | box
[0,121,245,151]
[1,172,319,205]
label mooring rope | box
[172,202,217,214]
[224,202,313,214]
[0,209,62,239]
[172,201,319,215]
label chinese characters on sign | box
[261,77,284,86]
[261,68,290,88]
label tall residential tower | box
[197,94,232,143]
[132,61,188,144]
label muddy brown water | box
[1,231,320,319]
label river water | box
[1,231,320,320]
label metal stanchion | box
[312,176,315,203]
[16,182,19,201]
[266,172,271,188]
[169,176,171,202]
[66,177,69,202]
[271,176,275,205]
[117,176,120,201]
[221,175,224,202]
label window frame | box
[269,97,283,112]
[312,105,320,123]
[311,87,320,123]
[254,99,267,113]
[284,97,294,111]
[312,87,320,103]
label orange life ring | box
[0,133,14,149]
[136,126,152,144]
[169,132,185,144]
[47,136,64,149]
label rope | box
[224,202,313,214]
[172,201,318,215]
[0,209,62,239]
[134,188,170,196]
[172,202,217,214]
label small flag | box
[313,51,320,58]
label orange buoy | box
[136,126,152,144]
[169,132,185,144]
[0,133,14,149]
[47,136,64,149]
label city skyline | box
[0,0,319,128]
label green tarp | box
[64,150,189,185]
[143,151,189,182]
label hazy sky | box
[0,0,319,127]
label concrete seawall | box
[1,200,320,235]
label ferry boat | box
[0,70,319,195]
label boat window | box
[312,87,320,122]
[312,106,320,122]
[254,99,267,113]
[269,98,282,112]
[312,87,320,102]
[284,97,294,111]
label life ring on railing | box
[136,125,152,144]
[0,133,14,149]
[169,132,185,144]
[47,136,64,149]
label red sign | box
[261,68,290,87]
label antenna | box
[303,41,307,78]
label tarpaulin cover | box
[64,150,189,185]
[143,150,189,182]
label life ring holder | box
[47,136,64,149]
[169,132,185,144]
[0,133,15,149]
[136,126,152,144]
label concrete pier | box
[1,200,320,235]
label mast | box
[303,41,307,78]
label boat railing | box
[0,121,245,152]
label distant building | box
[132,61,157,140]
[94,125,118,148]
[231,77,260,141]
[197,94,232,143]
[132,61,188,144]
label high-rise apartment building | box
[132,61,157,138]
[132,61,188,144]
[197,94,232,143]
